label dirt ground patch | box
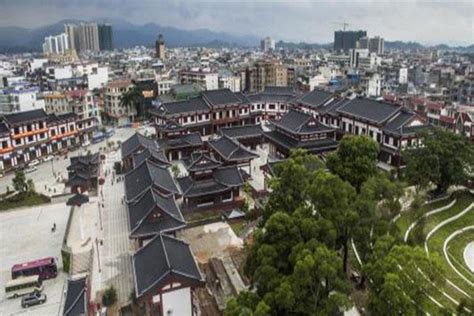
[178,222,243,263]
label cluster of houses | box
[0,108,97,171]
[151,87,432,168]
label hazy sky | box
[0,0,472,45]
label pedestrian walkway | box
[90,150,133,306]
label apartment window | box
[377,133,381,142]
[355,126,359,134]
[27,125,32,132]
[183,117,188,123]
[1,141,8,148]
[280,105,285,110]
[39,122,44,129]
[14,127,20,134]
[51,130,56,136]
[348,124,352,132]
[190,116,195,122]
[205,114,209,119]
[28,136,33,142]
[15,139,21,145]
[385,135,390,144]
[342,122,346,131]
[269,104,275,110]
[393,139,399,147]
[61,127,66,134]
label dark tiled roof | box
[383,109,416,135]
[220,124,263,139]
[132,148,169,169]
[247,93,295,103]
[263,86,295,95]
[202,89,241,107]
[264,130,338,153]
[160,132,203,149]
[213,166,244,187]
[234,92,250,103]
[63,277,87,316]
[298,89,333,108]
[3,109,48,125]
[177,176,228,198]
[133,234,203,298]
[128,188,185,237]
[121,132,158,160]
[337,97,402,124]
[320,98,351,115]
[207,135,258,162]
[183,151,222,172]
[70,153,100,167]
[0,122,9,134]
[271,109,334,134]
[47,113,78,123]
[177,165,243,198]
[152,98,210,116]
[66,193,90,206]
[125,161,179,201]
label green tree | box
[264,149,322,222]
[238,209,349,315]
[365,236,445,315]
[12,171,28,193]
[308,169,358,273]
[404,128,474,194]
[326,135,379,192]
[120,85,143,121]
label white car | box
[28,159,40,167]
[43,155,54,162]
[24,166,37,174]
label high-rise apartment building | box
[64,23,113,53]
[42,33,69,55]
[260,37,275,52]
[245,61,288,92]
[358,36,384,55]
[98,24,113,51]
[334,30,367,53]
[155,34,165,60]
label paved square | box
[0,202,70,315]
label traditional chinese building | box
[177,151,245,212]
[66,152,100,193]
[132,233,204,316]
[264,109,338,158]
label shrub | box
[102,286,117,307]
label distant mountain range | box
[0,18,472,53]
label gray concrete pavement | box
[0,202,70,315]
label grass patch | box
[184,209,221,223]
[446,230,474,280]
[0,191,50,211]
[230,221,246,236]
[395,198,452,236]
[426,197,474,301]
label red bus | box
[11,257,58,280]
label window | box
[393,138,399,147]
[28,136,33,142]
[15,139,21,145]
[377,133,381,142]
[1,141,8,148]
[385,135,390,144]
[269,104,275,110]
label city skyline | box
[0,0,472,46]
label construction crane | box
[331,21,350,31]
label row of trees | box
[226,128,473,315]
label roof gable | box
[337,97,402,124]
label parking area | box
[0,202,70,315]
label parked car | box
[42,155,54,162]
[21,292,47,308]
[24,166,37,174]
[28,159,40,167]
